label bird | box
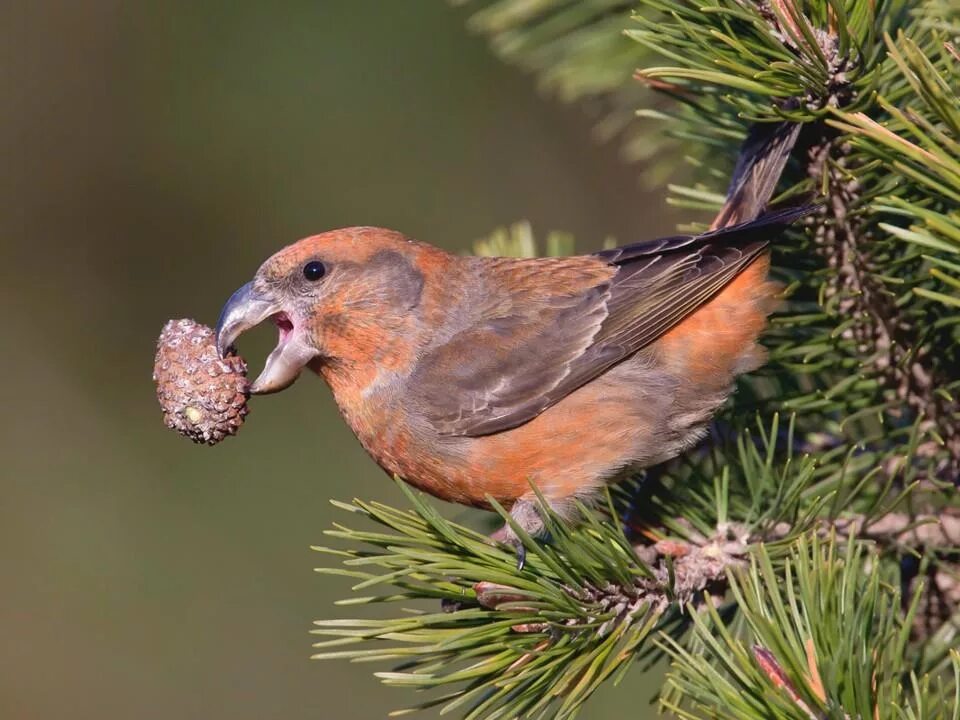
[215,206,809,565]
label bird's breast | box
[318,363,478,503]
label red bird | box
[216,208,806,562]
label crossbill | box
[216,207,808,562]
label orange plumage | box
[214,209,806,553]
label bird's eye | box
[302,260,326,281]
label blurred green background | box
[4,2,677,718]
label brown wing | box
[416,207,809,437]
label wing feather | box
[417,207,810,436]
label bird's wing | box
[416,207,807,437]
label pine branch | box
[311,416,954,718]
[660,534,960,720]
[828,31,960,477]
[312,482,666,720]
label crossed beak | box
[215,282,318,394]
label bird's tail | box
[711,120,802,229]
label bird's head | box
[215,227,437,394]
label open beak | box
[215,282,318,394]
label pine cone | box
[153,318,250,445]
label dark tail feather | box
[712,121,803,229]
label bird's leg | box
[490,497,545,571]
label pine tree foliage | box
[312,1,960,718]
[660,534,960,719]
[627,0,960,482]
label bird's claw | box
[490,523,528,571]
[513,540,526,571]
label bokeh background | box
[4,2,679,718]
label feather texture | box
[415,207,810,436]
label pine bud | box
[153,318,250,445]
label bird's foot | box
[490,523,527,571]
[489,498,545,571]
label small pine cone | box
[153,318,250,445]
